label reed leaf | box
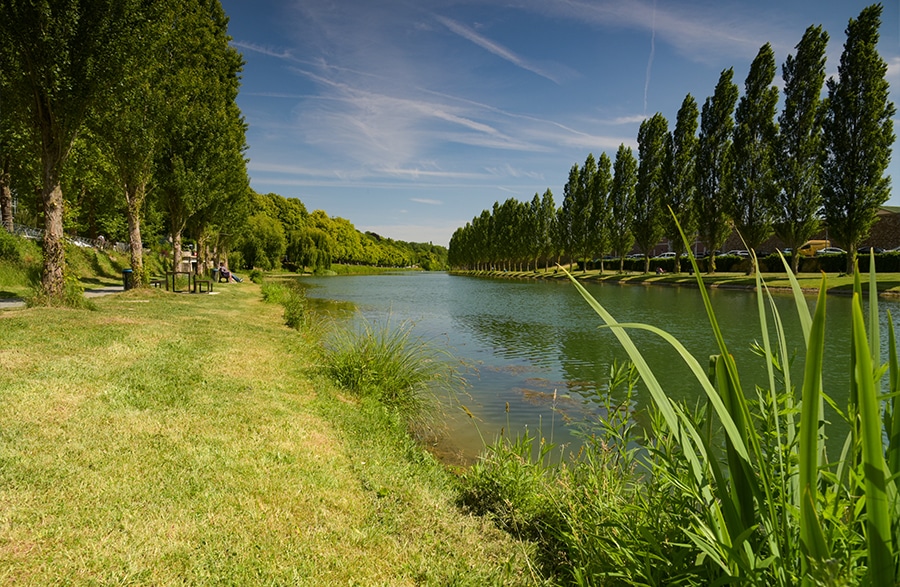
[888,314,900,479]
[798,275,830,577]
[851,292,895,585]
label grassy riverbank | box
[0,283,537,585]
[455,265,900,295]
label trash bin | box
[122,268,134,291]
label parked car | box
[654,252,677,259]
[857,246,884,254]
[723,249,750,257]
[815,247,847,256]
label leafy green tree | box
[238,214,285,270]
[663,94,699,273]
[609,144,638,272]
[287,226,331,272]
[822,4,895,274]
[696,68,739,273]
[591,153,613,272]
[731,43,779,274]
[527,193,543,270]
[539,189,557,271]
[62,131,125,241]
[87,1,174,285]
[155,0,247,272]
[634,114,669,273]
[560,163,580,269]
[776,25,829,274]
[0,0,146,298]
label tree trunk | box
[847,244,858,275]
[643,255,650,274]
[674,252,682,274]
[708,252,717,274]
[126,183,145,287]
[791,251,801,275]
[0,154,13,232]
[41,170,65,298]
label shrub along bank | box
[456,259,900,585]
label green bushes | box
[323,316,460,420]
[261,279,307,329]
[460,249,900,585]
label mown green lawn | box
[0,284,536,585]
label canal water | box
[302,271,900,464]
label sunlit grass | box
[0,283,535,584]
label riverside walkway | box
[0,285,125,310]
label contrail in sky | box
[644,0,657,114]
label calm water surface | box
[303,272,900,463]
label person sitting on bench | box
[218,262,242,283]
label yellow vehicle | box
[797,239,830,257]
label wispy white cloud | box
[436,15,569,84]
[410,198,443,205]
[888,56,900,81]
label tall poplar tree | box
[0,0,144,298]
[591,152,613,272]
[609,144,638,273]
[822,4,895,274]
[663,94,699,273]
[696,68,739,274]
[633,113,669,273]
[776,25,829,274]
[538,189,556,271]
[731,43,779,274]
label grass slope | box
[0,284,535,585]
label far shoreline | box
[449,267,900,298]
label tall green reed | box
[323,315,462,421]
[561,233,899,585]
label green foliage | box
[730,42,780,270]
[609,144,638,269]
[324,317,460,420]
[633,113,669,270]
[237,214,286,270]
[260,279,307,329]
[776,25,829,274]
[25,271,95,310]
[822,4,896,273]
[461,236,900,584]
[0,229,24,262]
[696,68,739,273]
[663,94,699,273]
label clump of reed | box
[459,234,900,585]
[323,316,461,421]
[260,279,307,330]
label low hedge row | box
[582,251,900,274]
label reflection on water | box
[303,272,900,464]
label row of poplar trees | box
[449,4,895,276]
[0,0,249,298]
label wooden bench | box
[193,276,214,293]
[150,278,165,288]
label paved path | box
[0,285,124,311]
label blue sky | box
[219,0,900,247]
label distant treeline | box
[449,4,895,276]
[234,191,448,273]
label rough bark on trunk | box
[0,155,13,232]
[41,174,65,298]
[126,184,145,286]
